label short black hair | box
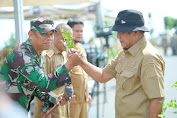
[67,18,84,28]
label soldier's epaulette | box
[46,49,54,59]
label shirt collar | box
[24,39,41,63]
[51,43,61,54]
[25,39,40,57]
[125,36,147,56]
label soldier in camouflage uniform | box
[34,23,73,118]
[0,18,81,111]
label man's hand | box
[87,94,92,104]
[56,93,76,106]
[42,94,75,118]
[65,48,84,71]
[68,48,84,59]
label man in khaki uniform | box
[34,23,73,118]
[71,9,165,118]
[67,18,92,118]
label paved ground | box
[88,79,116,118]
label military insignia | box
[46,49,54,59]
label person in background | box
[0,17,82,112]
[67,18,92,118]
[170,32,177,55]
[69,9,165,118]
[161,33,168,56]
[34,23,73,118]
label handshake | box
[65,48,85,72]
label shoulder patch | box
[46,49,54,59]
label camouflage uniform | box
[0,55,2,67]
[0,18,71,111]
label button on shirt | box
[103,37,165,118]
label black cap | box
[112,9,149,32]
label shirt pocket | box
[120,70,135,92]
[115,63,122,78]
[70,66,84,88]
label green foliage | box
[148,12,154,36]
[4,33,16,49]
[159,82,177,118]
[61,29,75,53]
[164,17,177,30]
[170,81,177,88]
[159,101,167,118]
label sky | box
[102,0,177,34]
[0,0,177,49]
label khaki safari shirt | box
[103,37,165,118]
[70,43,89,103]
[34,43,69,118]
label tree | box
[3,33,16,49]
[164,17,177,30]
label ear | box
[28,31,33,41]
[134,31,141,36]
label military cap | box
[30,17,56,34]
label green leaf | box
[60,29,75,53]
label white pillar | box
[13,0,24,46]
[96,0,103,30]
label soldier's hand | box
[68,48,84,61]
[55,94,63,104]
[56,94,75,106]
[65,48,84,71]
